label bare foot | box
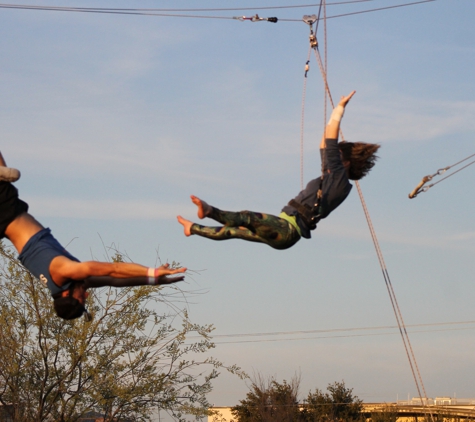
[177,216,193,237]
[190,195,212,219]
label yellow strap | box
[279,212,302,237]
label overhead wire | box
[0,0,429,13]
[188,319,475,340]
[0,0,437,21]
[210,325,475,345]
[0,1,378,14]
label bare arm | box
[84,273,185,289]
[320,91,356,149]
[49,257,186,286]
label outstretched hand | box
[156,263,187,276]
[155,263,187,286]
[338,90,356,108]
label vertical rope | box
[300,46,312,190]
[310,8,434,420]
[323,0,328,128]
[355,181,434,422]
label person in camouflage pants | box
[177,91,379,250]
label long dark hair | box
[339,141,380,180]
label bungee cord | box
[409,152,475,198]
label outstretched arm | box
[49,257,186,287]
[84,272,185,289]
[320,91,356,149]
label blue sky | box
[2,0,475,416]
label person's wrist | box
[328,105,345,124]
[147,267,155,285]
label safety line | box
[300,1,326,189]
[427,159,475,189]
[309,4,434,419]
[316,50,436,422]
[355,181,434,422]
[323,1,329,128]
[309,15,432,418]
[300,47,312,190]
[409,152,475,198]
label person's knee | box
[240,210,261,223]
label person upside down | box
[0,152,186,320]
[177,91,379,250]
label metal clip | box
[303,14,317,25]
[309,33,318,49]
[436,167,448,176]
[303,15,318,49]
[234,15,278,23]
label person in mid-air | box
[177,91,379,250]
[0,152,186,320]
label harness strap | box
[288,198,321,230]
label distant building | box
[434,396,454,405]
[209,399,475,422]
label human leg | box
[185,209,300,250]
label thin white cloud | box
[350,97,475,143]
[319,222,475,252]
[28,196,185,220]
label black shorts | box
[0,182,29,239]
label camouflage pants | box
[191,207,301,250]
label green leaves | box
[232,375,365,422]
[0,245,242,422]
[303,381,364,421]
